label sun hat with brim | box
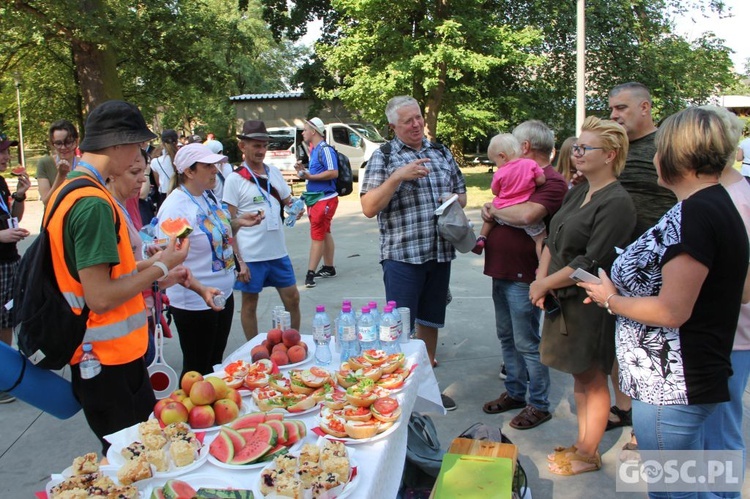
[306,117,325,137]
[237,120,270,141]
[0,132,19,152]
[79,100,157,152]
[174,143,228,173]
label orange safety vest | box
[46,178,148,366]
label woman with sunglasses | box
[529,116,636,475]
[36,120,79,205]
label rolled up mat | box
[0,342,81,419]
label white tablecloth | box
[99,335,444,498]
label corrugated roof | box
[229,92,305,101]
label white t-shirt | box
[222,165,291,263]
[152,154,175,194]
[739,138,750,177]
[157,188,235,310]
[725,176,750,350]
[211,163,234,203]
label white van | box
[266,123,386,180]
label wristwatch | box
[11,192,26,202]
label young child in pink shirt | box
[473,133,546,257]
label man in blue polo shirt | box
[298,117,339,288]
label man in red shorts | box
[297,117,339,288]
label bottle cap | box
[361,306,370,314]
[384,305,393,313]
[368,301,378,309]
[82,343,92,352]
[342,300,352,307]
[342,305,351,313]
[150,217,159,225]
[316,305,325,313]
[387,300,397,308]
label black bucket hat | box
[79,100,157,152]
[237,120,270,141]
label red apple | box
[153,398,171,419]
[189,380,216,406]
[188,404,215,429]
[224,388,242,408]
[169,389,188,403]
[205,376,229,400]
[160,401,189,425]
[181,371,204,394]
[213,399,240,425]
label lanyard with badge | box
[243,163,280,231]
[180,187,235,272]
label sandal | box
[482,392,526,414]
[547,444,577,463]
[605,405,632,431]
[549,451,601,476]
[509,405,552,429]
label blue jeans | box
[702,349,750,498]
[633,399,718,499]
[492,279,550,412]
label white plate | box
[145,401,251,433]
[314,415,401,445]
[246,395,321,417]
[47,465,149,498]
[221,336,315,371]
[206,432,308,470]
[142,473,253,498]
[105,428,216,479]
[253,441,360,498]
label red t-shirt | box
[483,165,568,283]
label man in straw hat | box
[46,100,189,452]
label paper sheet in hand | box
[434,453,514,499]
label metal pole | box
[13,73,25,167]
[576,0,586,136]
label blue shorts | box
[234,256,296,294]
[382,259,451,331]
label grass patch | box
[2,155,41,179]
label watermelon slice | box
[162,479,197,499]
[291,419,307,439]
[222,427,246,453]
[196,489,254,499]
[230,423,277,465]
[160,217,193,239]
[149,488,166,499]
[258,443,289,462]
[230,412,266,430]
[282,420,301,445]
[237,427,256,441]
[264,412,284,421]
[264,419,288,445]
[10,167,25,176]
[209,431,234,463]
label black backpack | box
[14,178,120,370]
[318,145,353,197]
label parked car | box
[266,123,386,181]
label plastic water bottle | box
[368,301,380,329]
[357,306,379,351]
[139,217,158,243]
[312,305,332,366]
[79,343,101,380]
[284,197,305,227]
[387,301,403,343]
[379,305,401,354]
[338,304,359,362]
[212,293,226,310]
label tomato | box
[373,397,399,415]
[345,406,370,417]
[225,360,249,376]
[328,418,345,433]
[310,367,329,378]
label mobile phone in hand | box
[544,294,561,317]
[569,268,602,285]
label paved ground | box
[1,196,748,498]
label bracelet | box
[152,261,169,281]
[604,293,618,315]
[12,192,26,202]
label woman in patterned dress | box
[581,107,748,498]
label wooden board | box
[429,438,518,499]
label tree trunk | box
[423,60,447,142]
[71,38,123,113]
